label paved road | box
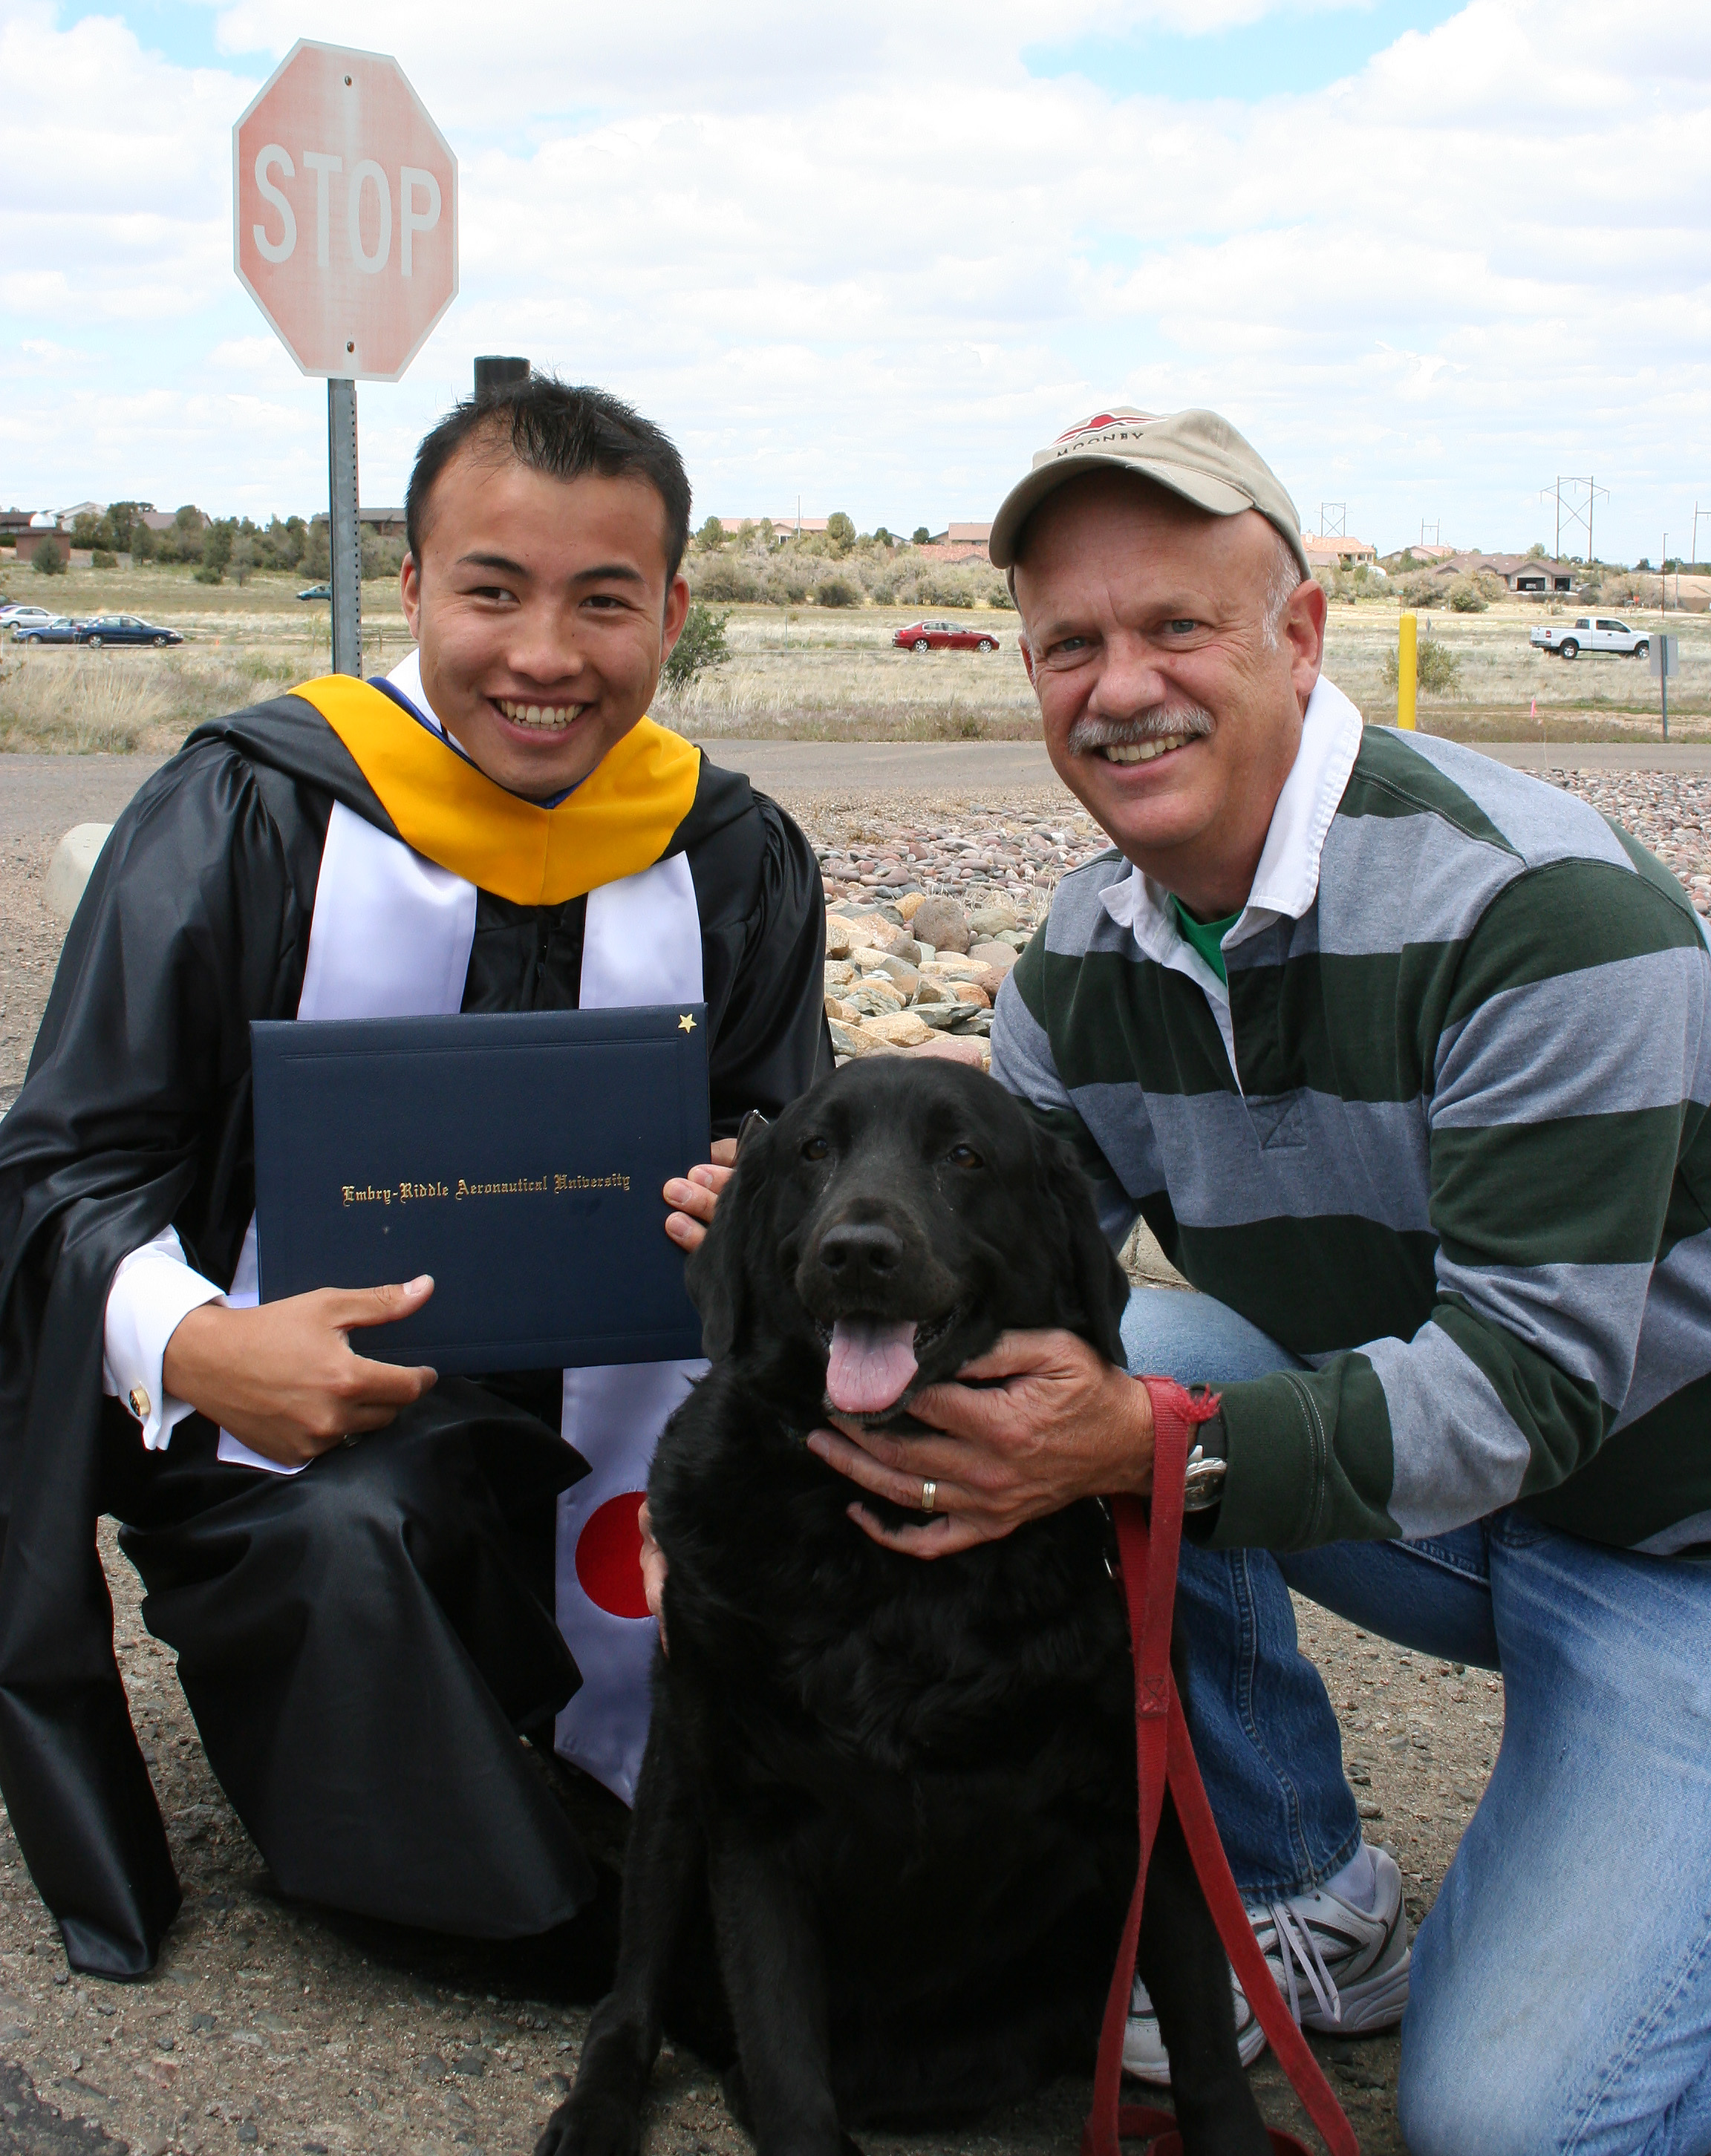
[7,736,1711,847]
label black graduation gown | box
[0,693,830,1978]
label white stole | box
[224,656,705,1804]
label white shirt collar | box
[1098,673,1363,970]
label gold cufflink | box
[128,1385,151,1422]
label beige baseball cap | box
[988,405,1309,578]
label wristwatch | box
[1182,1408,1228,1514]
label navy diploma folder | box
[250,1004,711,1372]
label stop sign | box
[233,40,457,382]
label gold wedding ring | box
[920,1479,936,1513]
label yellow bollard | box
[1397,612,1418,731]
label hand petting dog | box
[808,1327,1155,1556]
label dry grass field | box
[2,561,1707,752]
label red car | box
[893,618,1001,653]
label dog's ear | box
[1031,1123,1130,1367]
[685,1119,776,1362]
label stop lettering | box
[233,39,458,383]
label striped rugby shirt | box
[992,677,1711,1556]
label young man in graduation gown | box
[0,377,830,1979]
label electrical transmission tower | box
[1539,476,1609,564]
[1318,503,1347,539]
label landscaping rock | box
[967,905,1020,936]
[859,1010,937,1048]
[899,1035,990,1069]
[968,941,1019,973]
[907,897,972,954]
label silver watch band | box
[1182,1440,1228,1514]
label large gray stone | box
[967,904,1020,936]
[45,824,113,926]
[907,896,971,954]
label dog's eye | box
[946,1144,984,1169]
[800,1137,830,1162]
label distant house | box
[0,510,70,564]
[140,509,205,535]
[56,500,108,529]
[1406,543,1455,563]
[772,515,830,539]
[1304,536,1378,569]
[918,522,993,564]
[1432,552,1577,595]
[359,506,407,539]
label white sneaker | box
[1121,1845,1410,2085]
[1124,1967,1266,2085]
[1249,1844,1412,2034]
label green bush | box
[32,539,67,577]
[1384,636,1464,695]
[193,564,224,585]
[1446,576,1487,613]
[826,512,856,555]
[695,515,726,552]
[815,575,861,607]
[912,526,930,544]
[91,549,118,569]
[129,521,157,564]
[661,602,731,691]
[694,558,762,603]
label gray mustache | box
[1066,705,1215,756]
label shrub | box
[826,512,856,554]
[91,549,118,569]
[815,575,861,607]
[694,559,762,604]
[1384,637,1463,695]
[695,514,726,552]
[201,520,235,583]
[32,538,67,577]
[763,568,809,605]
[129,522,157,563]
[1446,575,1487,613]
[661,602,731,691]
[912,526,930,544]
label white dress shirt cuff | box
[102,1226,224,1451]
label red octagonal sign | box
[233,40,457,382]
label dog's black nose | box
[816,1221,904,1291]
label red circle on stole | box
[574,1492,651,1621]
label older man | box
[806,408,1711,2154]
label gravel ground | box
[1,753,1699,2156]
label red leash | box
[1081,1379,1361,2156]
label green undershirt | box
[1171,898,1242,984]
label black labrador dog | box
[538,1058,1269,2156]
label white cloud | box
[1,0,1707,558]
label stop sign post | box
[233,41,457,673]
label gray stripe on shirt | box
[1127,1088,1433,1232]
[1614,1225,1711,1431]
[1431,947,1707,1126]
[1435,1255,1655,1407]
[1365,1322,1534,1537]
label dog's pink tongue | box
[826,1319,919,1415]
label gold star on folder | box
[679,1013,697,1033]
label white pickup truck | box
[1531,615,1651,662]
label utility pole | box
[1540,476,1609,567]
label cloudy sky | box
[4,0,1708,562]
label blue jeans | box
[1123,1286,1711,2156]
